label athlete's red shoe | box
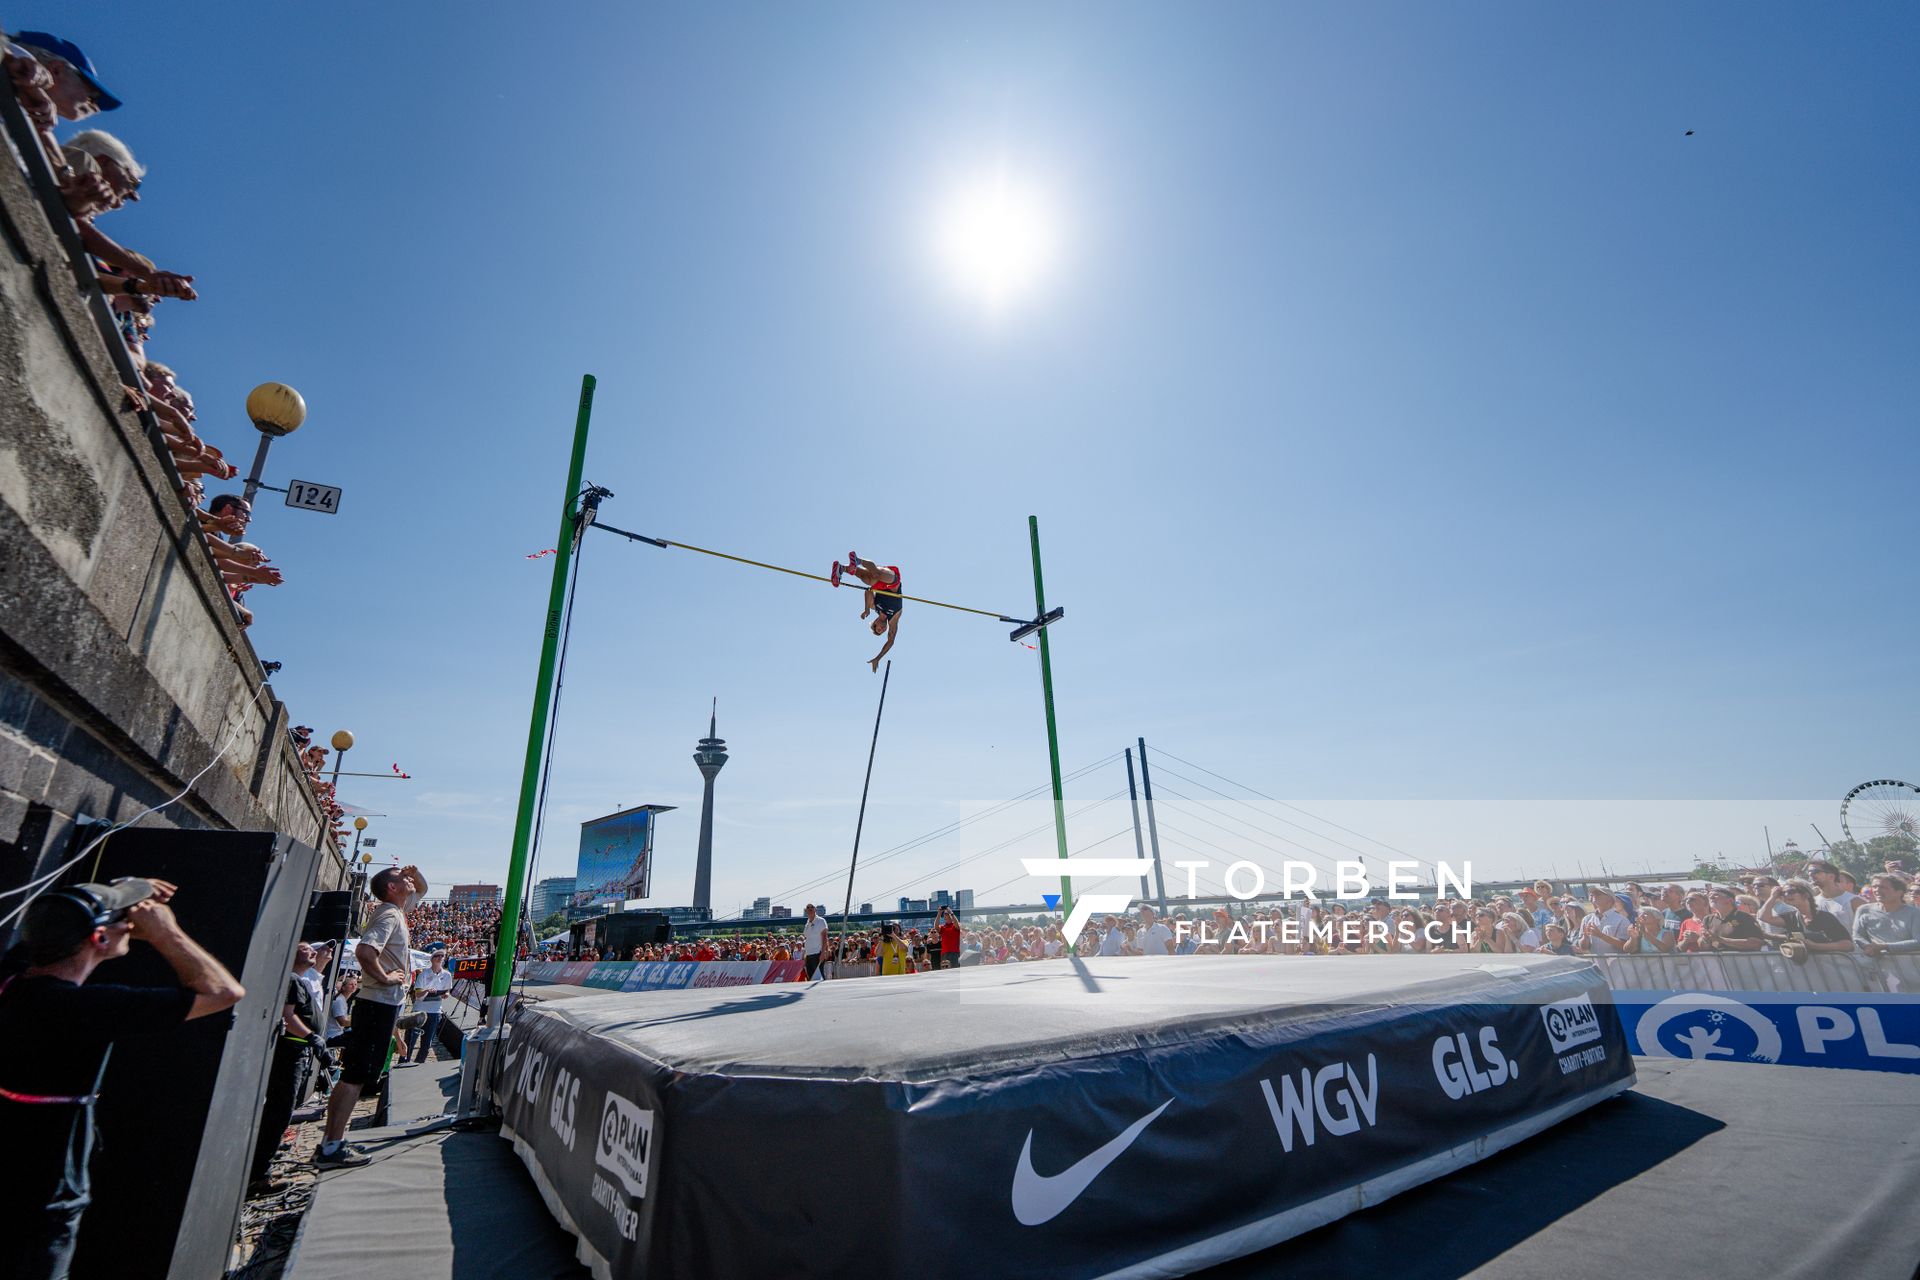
[831,562,843,588]
[848,550,859,568]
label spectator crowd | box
[405,898,503,955]
[546,863,1920,974]
[5,29,284,626]
[7,29,343,846]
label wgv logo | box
[1432,1027,1516,1100]
[1022,858,1155,944]
[513,1045,548,1108]
[595,1091,655,1199]
[1258,1054,1378,1152]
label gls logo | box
[595,1092,655,1199]
[1258,1054,1378,1152]
[1541,995,1602,1054]
[1432,1027,1516,1100]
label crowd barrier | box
[1594,952,1920,1075]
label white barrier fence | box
[1594,951,1920,994]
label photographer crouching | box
[0,878,244,1280]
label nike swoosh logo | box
[1011,1098,1173,1226]
[500,1045,521,1074]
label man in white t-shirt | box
[1806,861,1864,929]
[1580,888,1633,953]
[409,951,453,1064]
[1098,916,1127,956]
[328,973,357,1045]
[801,904,829,980]
[315,865,425,1168]
[1137,905,1175,956]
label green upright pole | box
[490,375,596,1000]
[1028,515,1072,921]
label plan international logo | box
[1023,857,1477,946]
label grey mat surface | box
[1205,1057,1920,1279]
[286,1058,587,1280]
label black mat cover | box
[495,954,1633,1279]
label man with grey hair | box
[57,129,198,301]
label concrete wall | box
[0,140,343,904]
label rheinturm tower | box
[691,700,728,915]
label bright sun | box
[933,172,1059,313]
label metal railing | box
[1594,951,1920,994]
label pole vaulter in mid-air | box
[833,552,903,672]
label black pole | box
[1125,749,1151,902]
[1137,737,1169,912]
[835,661,892,967]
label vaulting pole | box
[1029,516,1072,923]
[491,375,596,1000]
[834,660,892,968]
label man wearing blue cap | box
[6,30,122,117]
[4,29,121,206]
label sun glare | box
[934,172,1059,313]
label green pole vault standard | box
[1029,515,1071,920]
[490,374,596,999]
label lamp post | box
[328,728,354,792]
[351,815,369,860]
[352,850,375,918]
[240,381,307,507]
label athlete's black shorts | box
[873,588,903,618]
[337,998,400,1086]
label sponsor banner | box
[496,963,1631,1276]
[584,962,636,990]
[1613,990,1920,1075]
[517,960,808,991]
[764,959,806,984]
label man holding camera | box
[0,878,245,1280]
[314,864,425,1168]
[249,943,329,1195]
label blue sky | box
[28,3,1917,909]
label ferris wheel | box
[1839,779,1920,846]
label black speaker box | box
[303,889,352,942]
[66,828,323,1280]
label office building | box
[530,876,576,919]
